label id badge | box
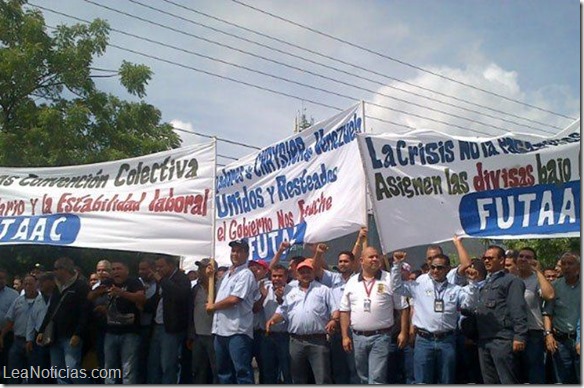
[363,298,371,312]
[434,299,444,313]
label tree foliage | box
[0,0,181,167]
[0,0,181,276]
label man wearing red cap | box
[266,258,338,384]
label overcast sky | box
[32,0,580,164]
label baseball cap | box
[249,259,269,271]
[229,238,250,251]
[296,259,314,271]
[195,258,211,268]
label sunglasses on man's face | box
[430,265,447,271]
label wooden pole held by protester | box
[207,258,216,304]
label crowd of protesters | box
[0,229,580,384]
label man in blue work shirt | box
[392,251,479,383]
[207,238,258,384]
[266,258,338,384]
[475,245,529,384]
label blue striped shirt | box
[6,294,37,337]
[276,280,337,335]
[391,264,478,333]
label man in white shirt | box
[340,247,407,384]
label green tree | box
[0,0,180,167]
[0,0,182,277]
[505,238,580,269]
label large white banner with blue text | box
[357,120,580,252]
[214,104,366,266]
[0,142,216,259]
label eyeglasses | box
[430,265,447,270]
[481,256,496,261]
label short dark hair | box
[518,247,537,261]
[470,258,487,280]
[156,255,177,267]
[23,274,37,282]
[139,258,156,268]
[426,245,443,254]
[338,251,355,261]
[271,264,288,273]
[487,245,505,259]
[111,260,129,269]
[431,254,451,267]
[54,257,76,274]
[38,272,56,283]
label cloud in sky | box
[33,0,579,160]
[366,61,579,138]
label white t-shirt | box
[339,270,406,331]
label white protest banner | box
[0,142,216,259]
[357,120,580,252]
[214,104,367,266]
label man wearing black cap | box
[207,238,258,384]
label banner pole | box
[208,137,217,304]
[361,100,368,249]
